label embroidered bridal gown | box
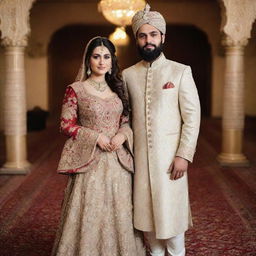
[52,82,145,256]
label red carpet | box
[0,119,256,256]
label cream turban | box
[132,3,166,36]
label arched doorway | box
[164,25,212,116]
[123,25,212,116]
[48,24,211,120]
[48,25,115,121]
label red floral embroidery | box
[60,87,80,138]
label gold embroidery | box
[53,82,145,255]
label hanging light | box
[98,0,146,27]
[109,26,130,46]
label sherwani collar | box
[141,53,166,68]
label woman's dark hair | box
[85,37,129,116]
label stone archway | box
[119,25,212,117]
[48,24,212,120]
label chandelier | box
[98,0,146,27]
[109,27,130,46]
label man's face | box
[136,24,165,62]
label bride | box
[51,36,145,256]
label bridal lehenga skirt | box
[52,152,145,256]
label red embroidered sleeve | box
[60,86,80,138]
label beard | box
[137,41,163,62]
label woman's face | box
[89,45,112,77]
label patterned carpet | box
[0,118,256,256]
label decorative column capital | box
[0,0,36,47]
[222,36,248,49]
[220,0,256,47]
[1,37,28,48]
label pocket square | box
[163,82,175,89]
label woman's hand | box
[97,133,112,151]
[110,133,126,151]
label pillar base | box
[0,167,30,175]
[0,160,31,175]
[217,153,249,167]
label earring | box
[87,67,91,76]
[108,68,112,75]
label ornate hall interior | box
[0,0,256,255]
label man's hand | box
[97,133,112,151]
[168,156,188,180]
[110,133,126,151]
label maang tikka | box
[100,39,104,52]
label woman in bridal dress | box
[52,36,145,256]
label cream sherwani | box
[122,53,201,239]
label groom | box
[122,4,201,256]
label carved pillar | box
[0,0,35,174]
[218,0,256,166]
[218,39,249,166]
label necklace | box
[87,78,108,92]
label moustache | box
[143,43,156,49]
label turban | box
[132,3,166,36]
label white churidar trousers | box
[144,232,185,256]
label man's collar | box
[141,53,166,68]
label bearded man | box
[122,4,201,256]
